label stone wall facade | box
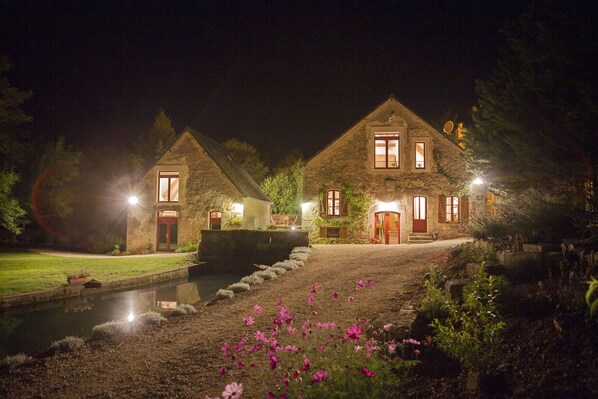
[126,132,270,253]
[302,97,478,244]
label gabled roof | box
[307,94,462,163]
[182,127,271,202]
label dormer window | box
[374,133,399,169]
[158,171,179,202]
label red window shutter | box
[340,191,349,216]
[340,226,349,239]
[460,195,469,223]
[319,226,327,237]
[438,194,446,223]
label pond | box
[0,271,243,357]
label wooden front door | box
[413,196,427,233]
[374,212,400,244]
[157,211,178,251]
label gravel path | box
[1,239,469,399]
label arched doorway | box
[374,212,400,244]
[157,210,178,251]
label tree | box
[223,138,269,183]
[261,160,302,214]
[31,137,82,241]
[464,1,598,195]
[0,55,31,237]
[131,108,177,176]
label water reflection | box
[0,272,242,357]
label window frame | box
[374,133,400,169]
[326,189,341,216]
[209,211,222,230]
[157,171,180,203]
[445,196,460,223]
[415,141,426,169]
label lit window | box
[413,196,426,220]
[327,190,340,216]
[209,211,222,230]
[374,133,399,169]
[446,196,459,222]
[158,171,179,202]
[415,142,425,169]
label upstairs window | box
[327,189,340,216]
[446,196,459,222]
[374,133,399,169]
[415,142,425,169]
[158,171,179,202]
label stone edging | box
[0,266,193,310]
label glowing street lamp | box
[128,196,139,205]
[473,177,484,185]
[127,311,135,322]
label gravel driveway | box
[1,239,469,399]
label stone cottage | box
[302,95,483,244]
[126,128,271,252]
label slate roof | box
[184,127,271,202]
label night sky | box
[1,0,524,161]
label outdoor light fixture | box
[473,177,484,185]
[127,311,135,322]
[232,203,243,214]
[377,201,399,213]
[301,202,311,212]
[128,196,139,205]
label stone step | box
[407,233,434,244]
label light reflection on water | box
[0,272,242,357]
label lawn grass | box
[0,249,191,297]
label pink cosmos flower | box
[243,316,255,326]
[311,369,328,384]
[403,338,421,345]
[331,291,339,301]
[311,282,320,293]
[383,323,393,331]
[345,324,363,341]
[388,342,397,353]
[288,326,297,334]
[355,280,365,291]
[414,349,421,357]
[280,394,288,399]
[221,342,229,357]
[361,367,376,378]
[266,393,276,399]
[307,293,315,305]
[302,356,311,371]
[366,279,374,287]
[236,361,244,369]
[222,382,243,399]
[269,352,279,370]
[284,345,299,352]
[254,331,267,342]
[253,304,263,314]
[348,296,354,304]
[219,367,226,376]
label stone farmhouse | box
[301,95,484,244]
[126,128,272,253]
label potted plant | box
[66,268,91,284]
[227,216,243,229]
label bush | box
[171,303,198,316]
[138,310,167,326]
[450,241,496,269]
[1,353,32,369]
[255,270,277,280]
[419,280,448,320]
[175,241,199,253]
[500,254,547,283]
[240,274,264,286]
[227,282,251,293]
[216,289,235,300]
[48,336,85,354]
[91,320,124,340]
[268,266,287,275]
[587,276,598,318]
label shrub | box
[450,241,496,269]
[171,303,198,316]
[175,241,199,253]
[48,336,85,354]
[91,320,124,340]
[255,270,277,280]
[138,310,167,326]
[587,276,598,318]
[500,254,546,283]
[227,282,251,293]
[419,280,448,320]
[240,274,264,286]
[1,353,32,369]
[431,267,505,372]
[66,267,91,282]
[289,252,310,262]
[216,289,235,300]
[268,266,287,275]
[427,264,447,288]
